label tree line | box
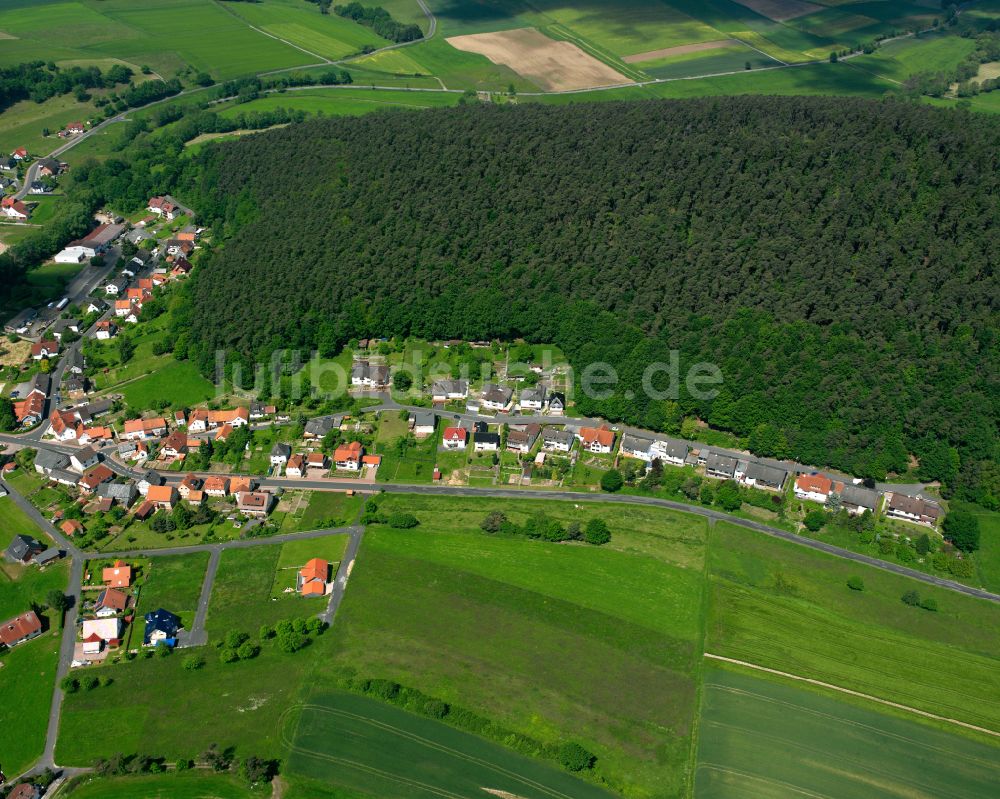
[333,3,423,43]
[0,60,134,112]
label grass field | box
[118,358,216,409]
[851,31,978,83]
[695,665,1000,799]
[62,771,259,799]
[215,88,460,119]
[284,692,616,799]
[706,521,1000,733]
[298,491,363,529]
[0,619,62,775]
[271,534,350,596]
[137,552,210,631]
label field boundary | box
[705,653,1000,738]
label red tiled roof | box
[0,610,42,647]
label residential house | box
[84,298,109,315]
[841,484,879,516]
[230,477,255,494]
[303,416,336,439]
[547,392,566,415]
[542,428,574,452]
[122,417,168,440]
[442,426,467,450]
[474,431,500,452]
[94,319,118,340]
[481,383,513,412]
[118,440,148,462]
[177,474,202,501]
[4,534,43,564]
[136,470,163,496]
[62,377,87,400]
[78,464,114,493]
[37,157,63,176]
[70,445,100,472]
[270,443,291,467]
[432,379,469,402]
[30,340,58,360]
[410,411,436,436]
[60,519,84,537]
[236,491,273,517]
[34,547,61,566]
[146,484,177,510]
[49,318,80,339]
[705,452,739,480]
[4,307,37,334]
[47,410,80,442]
[649,439,687,466]
[11,146,28,160]
[305,451,329,473]
[133,501,154,521]
[144,608,180,646]
[12,393,45,425]
[187,407,249,433]
[350,361,389,388]
[105,276,129,296]
[333,442,363,471]
[794,473,843,504]
[148,196,179,220]
[0,610,42,648]
[64,121,85,135]
[578,425,615,454]
[297,558,330,596]
[1,199,29,220]
[507,424,541,453]
[203,476,229,497]
[518,387,547,411]
[170,256,193,277]
[160,429,188,459]
[96,481,138,509]
[620,434,653,461]
[8,783,41,799]
[885,493,941,527]
[740,462,788,492]
[102,561,132,588]
[65,347,84,375]
[94,588,128,618]
[80,621,119,655]
[286,453,305,478]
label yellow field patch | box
[351,48,426,75]
[977,61,1000,81]
[447,28,629,92]
[731,0,824,22]
[624,39,741,64]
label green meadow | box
[284,692,616,799]
[136,552,210,631]
[62,771,258,799]
[696,666,1000,799]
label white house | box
[410,411,436,436]
[54,247,89,264]
[442,427,467,450]
[481,384,513,412]
[518,387,547,412]
[620,434,653,461]
[542,429,573,452]
[69,446,100,473]
[474,432,500,452]
[81,617,122,646]
[432,379,469,402]
[794,473,841,503]
[547,393,566,416]
[650,439,688,467]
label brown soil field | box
[731,0,823,22]
[624,39,741,63]
[447,28,629,92]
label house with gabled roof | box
[334,441,363,471]
[0,610,42,648]
[102,561,132,588]
[297,558,330,596]
[578,425,615,454]
[442,426,467,450]
[794,473,843,504]
[94,587,128,617]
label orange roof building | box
[102,560,132,588]
[297,558,330,596]
[60,519,84,536]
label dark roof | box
[35,547,62,565]
[705,452,737,475]
[841,484,878,509]
[476,432,501,445]
[744,461,787,486]
[271,443,291,458]
[621,434,653,453]
[543,428,574,444]
[5,534,42,562]
[304,416,336,436]
[144,608,180,644]
[34,448,70,471]
[411,411,436,427]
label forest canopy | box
[137,98,1000,501]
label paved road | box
[181,548,219,648]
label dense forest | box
[54,97,1000,505]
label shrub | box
[182,654,205,671]
[583,518,611,545]
[237,641,260,660]
[219,648,239,664]
[225,630,249,649]
[901,590,921,606]
[422,699,449,718]
[83,675,99,691]
[803,510,827,532]
[847,576,864,591]
[920,597,939,612]
[943,510,980,552]
[895,542,915,562]
[600,469,623,493]
[388,512,419,529]
[480,510,508,534]
[557,741,596,772]
[948,556,975,578]
[60,676,79,693]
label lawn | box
[216,88,459,120]
[205,545,314,637]
[638,44,778,80]
[0,618,62,775]
[136,552,210,631]
[271,533,350,596]
[298,491,363,529]
[706,521,1000,733]
[118,359,216,409]
[695,665,1000,799]
[851,30,978,83]
[0,88,98,155]
[284,691,616,799]
[62,771,260,799]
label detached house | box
[474,431,500,452]
[146,484,177,510]
[94,588,128,618]
[841,484,879,516]
[30,340,59,360]
[160,429,188,459]
[578,425,615,454]
[507,424,540,453]
[350,361,389,388]
[0,610,42,648]
[794,473,843,504]
[542,428,574,452]
[620,434,653,461]
[122,417,168,440]
[102,561,133,588]
[144,608,180,647]
[410,411,436,436]
[650,439,688,467]
[481,383,513,412]
[236,491,273,517]
[148,196,179,220]
[286,453,305,478]
[334,441,363,471]
[297,558,330,596]
[203,476,229,497]
[885,493,941,527]
[518,387,547,412]
[547,392,566,416]
[740,462,788,492]
[78,464,114,493]
[432,379,468,402]
[442,426,467,450]
[705,452,739,480]
[270,443,291,467]
[94,319,117,340]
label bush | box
[422,699,449,718]
[895,542,915,562]
[557,741,596,772]
[901,590,921,606]
[943,510,980,552]
[803,510,827,532]
[920,597,939,612]
[600,469,623,493]
[219,648,239,664]
[388,512,419,529]
[60,676,79,693]
[83,675,99,691]
[237,641,260,660]
[225,630,250,649]
[182,654,205,671]
[948,556,975,578]
[583,518,611,545]
[847,576,864,591]
[480,510,508,534]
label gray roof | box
[35,547,62,565]
[35,449,70,472]
[841,484,878,510]
[543,428,574,445]
[621,434,653,454]
[29,371,51,395]
[482,383,512,404]
[411,411,436,427]
[5,307,37,330]
[6,534,41,561]
[744,461,787,487]
[653,439,688,460]
[97,482,138,504]
[432,379,468,395]
[271,443,291,458]
[49,468,79,485]
[520,386,546,403]
[304,416,336,437]
[86,298,108,311]
[351,362,388,382]
[705,452,738,476]
[137,469,163,486]
[50,318,80,335]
